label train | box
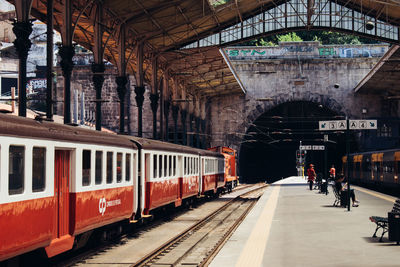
[342,149,400,193]
[0,113,238,262]
[207,146,238,192]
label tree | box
[277,32,303,42]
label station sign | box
[349,120,377,130]
[319,120,346,131]
[319,120,377,130]
[300,145,325,150]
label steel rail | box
[132,184,268,267]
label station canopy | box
[28,0,400,97]
[354,45,400,96]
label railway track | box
[37,184,264,267]
[133,184,267,267]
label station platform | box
[210,176,398,267]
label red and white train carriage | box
[131,138,224,215]
[0,114,138,261]
[0,113,227,262]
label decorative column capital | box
[172,105,179,119]
[58,45,75,77]
[180,109,187,119]
[91,63,105,89]
[12,20,32,59]
[150,93,159,113]
[116,76,128,100]
[134,85,145,108]
[164,99,170,116]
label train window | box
[95,151,103,185]
[164,155,167,177]
[117,153,122,183]
[191,158,194,174]
[173,156,176,176]
[159,155,163,178]
[184,157,187,175]
[169,156,172,176]
[153,154,157,178]
[82,150,91,186]
[126,154,131,181]
[107,152,113,184]
[186,157,189,175]
[9,145,25,195]
[32,147,46,192]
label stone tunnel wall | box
[208,56,383,152]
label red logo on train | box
[99,197,107,216]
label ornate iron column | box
[91,63,105,131]
[150,93,159,139]
[135,85,145,137]
[91,1,105,131]
[172,105,179,144]
[195,116,201,148]
[180,109,187,145]
[59,45,75,124]
[116,76,128,134]
[46,0,54,120]
[13,21,32,117]
[189,113,194,147]
[164,99,170,141]
[201,119,206,149]
[136,43,145,137]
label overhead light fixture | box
[256,97,274,101]
[366,21,374,31]
[334,83,340,88]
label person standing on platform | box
[329,165,336,180]
[307,164,316,190]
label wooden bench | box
[369,199,400,242]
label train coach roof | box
[126,136,223,158]
[0,114,136,149]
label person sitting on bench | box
[335,174,360,207]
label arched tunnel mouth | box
[239,101,357,184]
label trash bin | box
[388,212,400,243]
[320,180,328,193]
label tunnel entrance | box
[239,101,357,184]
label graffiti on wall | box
[226,43,388,60]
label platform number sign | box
[319,120,377,131]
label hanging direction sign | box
[349,120,377,130]
[319,119,377,130]
[300,145,325,150]
[319,120,347,131]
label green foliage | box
[240,30,381,46]
[277,32,303,42]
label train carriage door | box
[176,155,182,200]
[45,150,74,257]
[55,150,71,238]
[200,158,204,194]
